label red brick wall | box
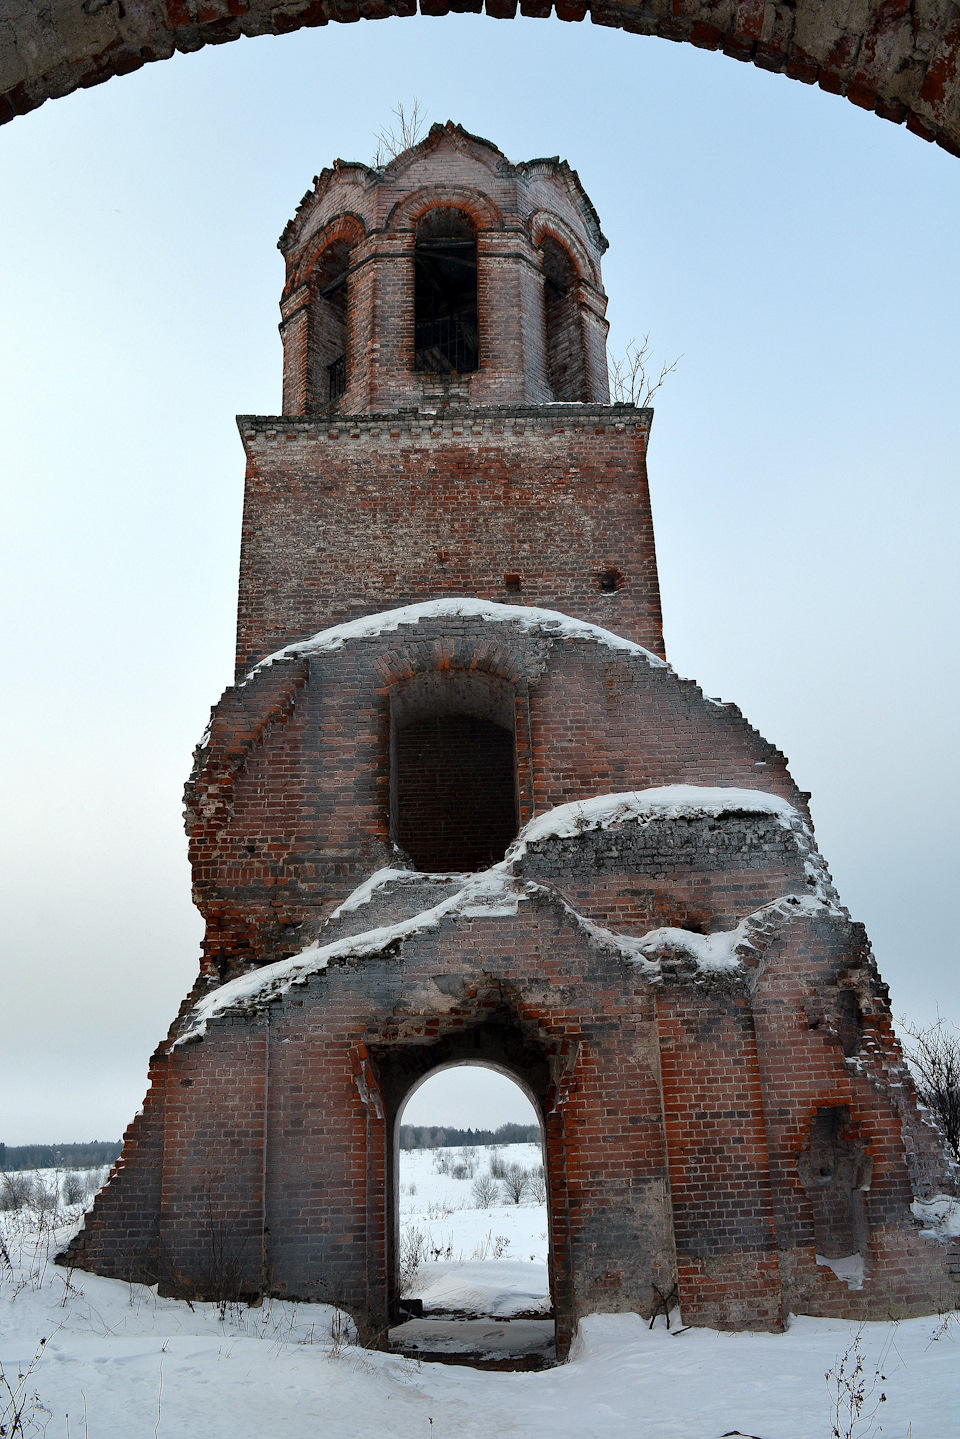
[185,615,804,975]
[235,408,660,673]
[656,977,784,1330]
[64,886,958,1340]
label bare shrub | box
[608,334,681,407]
[825,1328,891,1439]
[62,1171,85,1206]
[373,100,426,167]
[397,1224,427,1294]
[900,1014,960,1161]
[499,1162,529,1205]
[471,1173,500,1208]
[0,1173,33,1212]
[0,1335,52,1438]
[471,1231,511,1261]
[528,1170,547,1204]
[488,1148,507,1179]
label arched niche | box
[389,670,518,871]
[309,240,351,408]
[413,208,479,375]
[541,234,587,402]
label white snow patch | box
[241,597,668,684]
[325,867,415,919]
[912,1194,960,1238]
[816,1253,865,1290]
[4,1193,958,1439]
[509,786,804,854]
[635,919,753,971]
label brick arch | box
[2,3,959,159]
[370,1013,577,1342]
[384,184,505,236]
[289,212,366,294]
[374,630,551,692]
[528,211,600,289]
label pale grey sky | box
[1,17,958,1144]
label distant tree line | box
[398,1122,539,1150]
[0,1141,121,1172]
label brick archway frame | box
[2,2,958,158]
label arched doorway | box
[367,1016,575,1364]
[392,1063,554,1368]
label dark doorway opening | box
[414,208,479,374]
[391,673,518,872]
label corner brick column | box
[657,978,784,1330]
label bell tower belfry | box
[235,122,662,674]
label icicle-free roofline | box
[241,597,668,686]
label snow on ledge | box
[508,786,804,855]
[174,871,530,1046]
[507,786,839,909]
[325,867,418,920]
[241,597,667,684]
[173,786,841,1047]
[172,865,662,1048]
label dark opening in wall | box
[414,209,479,375]
[598,568,623,593]
[310,240,351,408]
[391,672,518,872]
[541,236,587,402]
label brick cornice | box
[236,402,652,446]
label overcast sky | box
[1,17,957,1145]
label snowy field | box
[2,1148,959,1438]
[398,1142,550,1319]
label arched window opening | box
[390,673,518,872]
[393,1064,552,1368]
[541,236,587,402]
[310,240,351,407]
[414,208,479,375]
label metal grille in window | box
[328,354,346,403]
[414,317,478,375]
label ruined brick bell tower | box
[66,124,958,1350]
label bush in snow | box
[500,1162,530,1205]
[61,1172,86,1206]
[901,1015,960,1161]
[398,1224,427,1294]
[488,1148,507,1180]
[471,1173,500,1208]
[0,1172,33,1212]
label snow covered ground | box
[2,1148,958,1437]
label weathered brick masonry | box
[6,2,960,161]
[64,126,959,1351]
[235,407,661,673]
